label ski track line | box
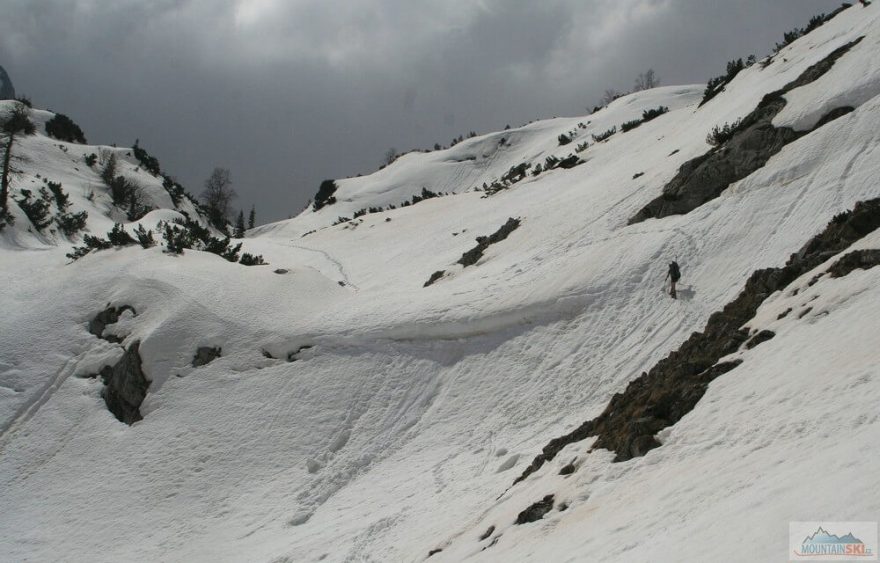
[462,134,504,194]
[344,513,404,563]
[486,184,647,287]
[447,161,469,193]
[541,185,657,260]
[9,411,91,485]
[294,361,376,508]
[283,243,359,290]
[479,136,505,185]
[0,354,81,453]
[838,139,875,209]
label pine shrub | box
[239,253,266,266]
[134,224,155,248]
[15,188,53,230]
[641,106,669,122]
[162,224,188,254]
[312,179,338,210]
[66,234,112,260]
[620,119,643,133]
[66,224,135,260]
[706,119,742,146]
[56,210,88,236]
[132,141,161,176]
[162,176,185,207]
[45,113,86,143]
[203,236,241,262]
[107,223,135,246]
[46,181,68,211]
[592,126,616,143]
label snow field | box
[1,4,880,561]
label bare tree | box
[601,89,624,106]
[633,69,660,92]
[1,102,35,226]
[200,167,237,230]
[98,148,113,167]
[384,147,398,166]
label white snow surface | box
[2,5,880,562]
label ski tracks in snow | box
[283,243,360,290]
[272,347,445,537]
[0,355,81,453]
[837,138,877,208]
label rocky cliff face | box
[0,65,15,100]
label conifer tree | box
[234,210,246,238]
[1,102,36,227]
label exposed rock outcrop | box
[457,217,521,267]
[745,329,776,349]
[515,197,880,484]
[192,346,221,367]
[424,218,522,286]
[515,495,554,524]
[827,249,880,278]
[423,270,446,287]
[88,305,136,342]
[629,37,864,225]
[287,344,314,362]
[558,461,576,475]
[100,341,149,425]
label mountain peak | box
[0,64,15,100]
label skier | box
[666,261,681,299]
[860,0,870,6]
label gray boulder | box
[192,346,221,367]
[100,341,149,424]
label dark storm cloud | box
[0,0,842,222]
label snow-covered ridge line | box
[277,85,701,235]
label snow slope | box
[1,4,879,562]
[0,106,204,251]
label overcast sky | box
[1,0,841,224]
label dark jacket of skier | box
[667,261,681,298]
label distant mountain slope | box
[0,101,216,253]
[255,85,700,238]
[0,65,14,99]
